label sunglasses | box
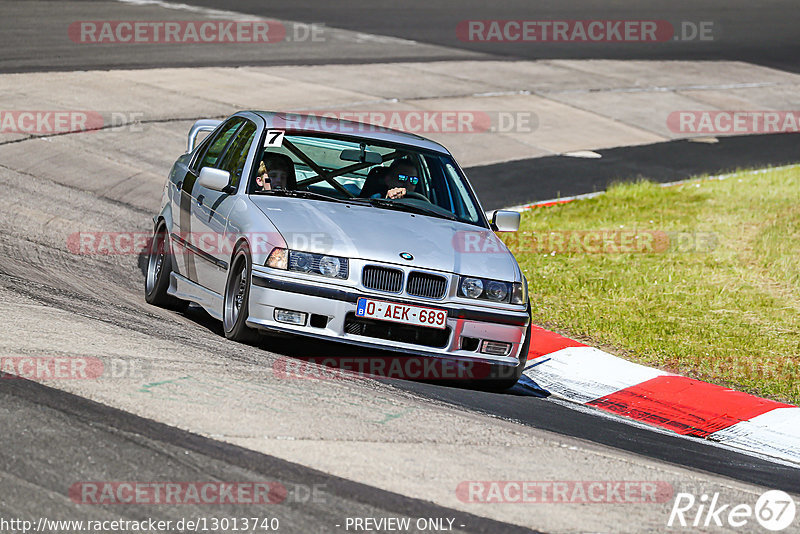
[397,174,419,185]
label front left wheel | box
[223,243,260,343]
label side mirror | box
[198,167,231,192]
[491,210,520,232]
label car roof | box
[250,111,451,155]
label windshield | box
[248,133,486,226]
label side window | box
[195,118,243,172]
[218,121,257,188]
[443,162,479,223]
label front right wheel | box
[144,223,185,311]
[223,243,260,343]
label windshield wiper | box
[251,189,358,204]
[367,197,457,221]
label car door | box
[178,117,243,284]
[191,119,258,292]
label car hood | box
[250,196,520,281]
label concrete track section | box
[2,59,799,170]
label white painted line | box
[116,0,263,20]
[709,407,800,465]
[655,163,800,189]
[115,0,420,45]
[523,346,669,404]
[562,150,602,159]
[472,90,531,98]
[502,191,603,213]
[547,81,781,96]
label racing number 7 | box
[265,130,285,147]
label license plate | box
[355,298,448,330]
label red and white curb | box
[519,326,800,466]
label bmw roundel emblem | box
[399,252,414,261]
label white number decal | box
[265,130,285,147]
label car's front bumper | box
[246,269,529,367]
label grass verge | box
[506,165,800,404]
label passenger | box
[255,153,296,192]
[374,159,420,200]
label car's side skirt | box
[168,272,223,320]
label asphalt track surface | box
[0,378,536,534]
[166,307,800,495]
[1,1,798,72]
[2,1,800,531]
[391,381,800,494]
[168,0,800,72]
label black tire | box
[482,319,532,392]
[223,243,260,343]
[144,223,186,311]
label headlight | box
[459,276,523,304]
[287,250,348,279]
[318,256,341,278]
[293,251,313,272]
[460,277,484,298]
[486,280,508,302]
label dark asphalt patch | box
[466,132,800,210]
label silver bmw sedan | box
[146,111,530,388]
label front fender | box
[224,197,287,268]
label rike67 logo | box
[668,490,796,531]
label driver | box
[374,159,420,200]
[255,153,296,191]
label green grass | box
[505,166,800,404]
